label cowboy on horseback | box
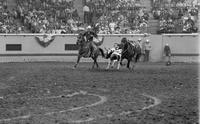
[82,26,99,57]
[74,26,105,69]
[83,26,98,42]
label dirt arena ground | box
[0,62,198,124]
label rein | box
[121,42,132,55]
[121,48,128,55]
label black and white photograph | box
[0,0,199,123]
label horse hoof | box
[73,65,77,69]
[129,69,134,72]
[128,67,134,71]
[121,63,125,66]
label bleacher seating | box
[0,0,198,34]
[152,0,199,33]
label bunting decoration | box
[35,34,55,48]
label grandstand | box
[0,0,199,34]
[0,1,198,124]
[0,0,199,63]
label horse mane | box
[123,39,133,50]
[121,40,137,56]
[121,37,127,44]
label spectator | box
[153,0,199,33]
[137,38,145,62]
[83,4,90,25]
[163,43,171,66]
[109,20,117,33]
[144,39,151,62]
[185,16,195,27]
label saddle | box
[79,43,92,58]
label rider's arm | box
[90,31,98,38]
[82,31,87,37]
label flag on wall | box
[35,34,55,48]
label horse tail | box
[98,48,105,58]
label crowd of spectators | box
[0,0,24,33]
[0,0,198,34]
[83,0,150,34]
[16,0,82,33]
[152,0,199,33]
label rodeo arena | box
[0,0,199,124]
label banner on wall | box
[35,34,55,48]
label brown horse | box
[120,37,142,70]
[74,33,105,69]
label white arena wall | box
[0,34,199,63]
[162,34,199,63]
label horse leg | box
[131,61,135,70]
[127,59,134,70]
[92,58,95,69]
[116,55,121,70]
[117,60,120,70]
[130,58,136,71]
[74,55,81,69]
[111,60,115,68]
[92,57,98,69]
[127,60,130,69]
[131,54,141,70]
[94,58,99,68]
[120,57,124,66]
[95,58,98,68]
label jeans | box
[144,50,150,62]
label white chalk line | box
[0,90,161,124]
[66,93,162,123]
[118,94,162,116]
[0,90,107,123]
[92,94,162,120]
[44,91,107,114]
[141,94,162,110]
[68,117,95,123]
[0,114,31,122]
